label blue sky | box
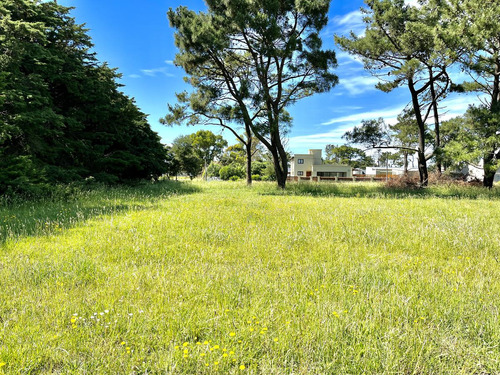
[57,0,478,154]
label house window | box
[297,171,304,176]
[298,159,304,164]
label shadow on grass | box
[0,180,201,244]
[258,181,500,200]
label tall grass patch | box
[1,181,499,373]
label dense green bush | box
[219,163,245,180]
[0,0,168,194]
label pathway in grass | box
[1,181,499,373]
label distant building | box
[365,167,419,177]
[289,149,352,177]
[459,161,500,182]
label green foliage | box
[0,0,167,194]
[171,135,203,179]
[442,108,500,184]
[190,130,227,167]
[335,0,455,185]
[219,163,245,181]
[206,162,222,178]
[324,144,374,168]
[343,118,392,148]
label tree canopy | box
[0,0,168,194]
[167,0,338,188]
[335,0,454,185]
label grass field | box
[1,181,500,374]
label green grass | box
[1,180,499,374]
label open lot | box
[1,181,499,374]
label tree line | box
[2,0,498,193]
[165,130,277,181]
[166,0,499,188]
[0,0,168,195]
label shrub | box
[219,163,245,180]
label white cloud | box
[332,10,366,37]
[339,75,379,96]
[165,60,175,65]
[404,0,422,7]
[288,104,405,152]
[336,10,363,27]
[128,74,141,79]
[321,105,403,126]
[288,93,486,153]
[141,67,175,77]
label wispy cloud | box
[165,60,175,65]
[339,75,379,96]
[336,51,364,67]
[141,67,175,77]
[332,10,366,37]
[321,105,403,126]
[288,104,405,151]
[128,74,141,79]
[288,94,486,153]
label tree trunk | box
[483,152,496,188]
[409,78,429,186]
[429,72,442,175]
[417,150,428,186]
[270,149,287,189]
[245,139,253,186]
[403,151,408,175]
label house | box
[289,149,352,177]
[460,161,500,182]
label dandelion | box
[183,349,188,354]
[229,351,235,355]
[121,342,126,346]
[273,338,278,342]
[229,332,236,337]
[183,354,188,358]
[249,328,254,332]
[223,353,228,358]
[183,342,189,347]
[213,345,220,350]
[0,362,6,368]
[214,361,219,365]
[240,364,246,370]
[200,353,206,357]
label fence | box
[287,176,389,183]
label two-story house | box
[289,149,352,177]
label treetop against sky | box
[57,0,481,154]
